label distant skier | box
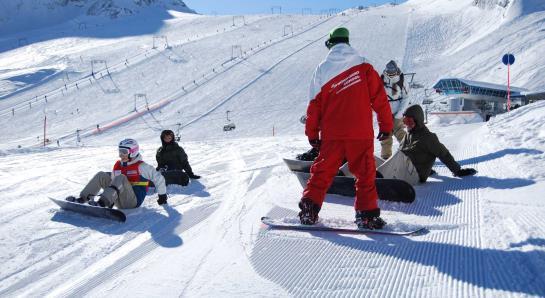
[156,130,200,186]
[380,60,410,160]
[398,104,477,182]
[66,139,168,208]
[298,27,393,230]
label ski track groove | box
[0,232,91,296]
[476,143,545,297]
[178,147,253,295]
[251,137,488,297]
[0,203,49,225]
[52,204,217,297]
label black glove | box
[296,147,319,161]
[188,174,201,179]
[455,168,477,177]
[376,131,390,141]
[308,139,321,149]
[157,194,168,205]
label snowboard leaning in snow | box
[283,158,314,172]
[292,171,415,203]
[261,217,425,235]
[283,157,385,173]
[283,158,415,203]
[49,197,126,222]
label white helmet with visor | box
[118,138,140,159]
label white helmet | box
[384,60,401,77]
[118,138,140,159]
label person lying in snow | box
[396,104,477,183]
[156,129,200,186]
[66,138,168,208]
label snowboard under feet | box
[49,197,126,222]
[261,217,426,236]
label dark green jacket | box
[156,142,189,171]
[400,105,461,182]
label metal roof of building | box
[433,78,528,93]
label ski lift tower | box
[271,6,282,14]
[133,93,149,112]
[91,59,108,78]
[231,45,243,60]
[152,35,170,49]
[283,25,293,37]
[176,122,182,141]
[232,15,246,26]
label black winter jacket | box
[156,142,190,171]
[400,105,461,182]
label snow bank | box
[487,101,545,152]
[505,0,545,20]
[485,100,545,179]
[427,111,484,126]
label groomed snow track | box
[251,128,545,297]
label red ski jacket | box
[305,44,393,141]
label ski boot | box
[65,195,89,204]
[188,174,201,179]
[88,196,114,208]
[355,209,386,230]
[298,198,321,225]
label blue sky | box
[183,0,401,15]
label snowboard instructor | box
[67,139,168,208]
[299,27,394,230]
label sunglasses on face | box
[118,148,130,155]
[386,71,400,77]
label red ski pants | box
[302,139,378,211]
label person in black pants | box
[156,130,200,186]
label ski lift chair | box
[223,122,236,131]
[223,123,236,131]
[223,110,236,131]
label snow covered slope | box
[0,0,194,35]
[0,0,544,296]
[405,0,545,104]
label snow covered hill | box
[0,0,544,296]
[0,0,194,35]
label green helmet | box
[326,27,350,49]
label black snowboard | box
[292,171,415,203]
[49,197,126,222]
[261,217,425,235]
[283,158,344,176]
